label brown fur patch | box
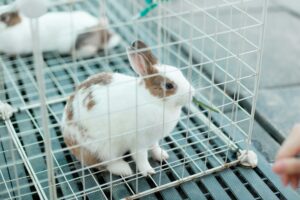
[144,75,177,98]
[0,12,21,27]
[66,94,75,121]
[77,72,112,90]
[131,40,157,65]
[83,91,96,111]
[87,99,96,110]
[75,26,112,50]
[98,29,112,46]
[64,135,101,167]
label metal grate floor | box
[0,0,299,199]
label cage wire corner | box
[0,101,14,120]
[238,150,258,168]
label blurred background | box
[249,0,300,168]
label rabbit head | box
[0,11,21,30]
[127,40,195,107]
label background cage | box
[0,0,269,199]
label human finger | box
[276,124,300,161]
[273,158,300,175]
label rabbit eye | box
[165,82,174,90]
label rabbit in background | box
[0,10,121,58]
[61,40,195,176]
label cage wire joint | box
[0,101,14,120]
[238,150,258,168]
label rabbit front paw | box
[151,146,169,162]
[140,165,155,177]
[132,149,156,176]
[106,160,133,177]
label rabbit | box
[0,11,120,57]
[74,18,121,58]
[61,40,195,176]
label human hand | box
[273,124,300,189]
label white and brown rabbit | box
[0,11,120,57]
[61,40,195,176]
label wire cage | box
[0,0,268,199]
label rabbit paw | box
[106,160,133,177]
[0,102,14,120]
[140,166,156,177]
[151,146,169,162]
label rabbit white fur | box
[0,11,120,57]
[61,41,195,176]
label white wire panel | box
[0,0,267,199]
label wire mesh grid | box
[0,0,267,199]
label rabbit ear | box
[127,40,158,76]
[127,48,151,76]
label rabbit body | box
[62,71,182,176]
[0,11,98,55]
[66,73,181,147]
[61,40,195,176]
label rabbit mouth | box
[172,91,195,107]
